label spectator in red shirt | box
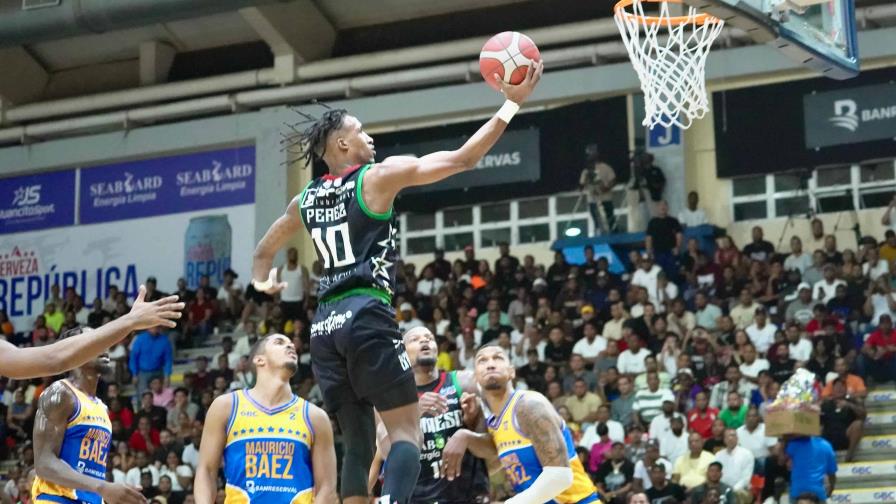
[804,305,844,337]
[187,288,215,343]
[129,416,161,454]
[862,314,896,384]
[191,356,212,394]
[687,390,719,439]
[108,397,134,430]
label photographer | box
[627,151,650,232]
[579,144,617,234]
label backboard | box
[683,0,859,79]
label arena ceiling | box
[0,0,892,128]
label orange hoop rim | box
[613,0,722,26]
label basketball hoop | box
[614,0,724,129]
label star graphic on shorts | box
[371,255,393,280]
[268,427,275,433]
[377,223,397,251]
[279,427,285,433]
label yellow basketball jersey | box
[488,390,601,504]
[32,380,111,504]
[223,390,314,504]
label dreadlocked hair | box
[281,107,348,167]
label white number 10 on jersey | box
[311,223,356,268]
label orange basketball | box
[479,31,540,92]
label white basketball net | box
[614,1,724,129]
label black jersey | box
[414,371,490,504]
[299,164,398,301]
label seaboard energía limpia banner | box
[0,145,256,331]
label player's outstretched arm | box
[0,285,183,380]
[34,382,146,504]
[362,61,544,212]
[308,404,337,503]
[251,195,303,295]
[505,393,573,504]
[440,428,498,481]
[193,394,233,504]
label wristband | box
[252,278,272,291]
[496,100,520,123]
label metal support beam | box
[241,0,335,83]
[139,41,177,86]
[0,46,48,105]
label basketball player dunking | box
[369,327,490,504]
[250,61,543,504]
[32,329,145,504]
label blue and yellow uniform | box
[33,380,111,504]
[488,391,600,504]
[223,390,315,504]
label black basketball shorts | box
[310,294,417,412]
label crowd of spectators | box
[0,202,891,503]
[388,210,881,503]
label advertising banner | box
[80,145,255,224]
[0,145,258,330]
[376,128,541,193]
[804,83,896,148]
[0,205,254,330]
[0,170,75,234]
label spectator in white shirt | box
[694,292,722,331]
[572,320,607,367]
[730,289,761,330]
[714,429,755,495]
[579,404,626,448]
[783,236,813,274]
[865,277,896,326]
[736,408,776,464]
[604,301,630,342]
[813,264,846,304]
[738,343,770,383]
[665,298,695,338]
[416,265,444,297]
[507,287,528,321]
[650,399,688,440]
[216,336,241,370]
[678,191,709,227]
[745,307,777,354]
[126,451,159,488]
[632,255,663,307]
[181,421,202,470]
[786,323,813,363]
[659,416,689,465]
[634,441,673,491]
[618,334,652,376]
[398,302,424,332]
[863,246,890,281]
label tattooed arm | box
[34,382,145,504]
[505,393,574,504]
